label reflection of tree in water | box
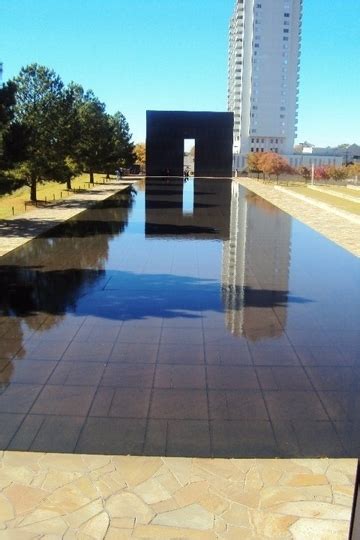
[0,189,134,368]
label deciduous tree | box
[347,163,360,179]
[258,152,293,181]
[247,152,262,178]
[314,166,330,181]
[327,165,348,181]
[134,143,146,170]
[297,166,311,182]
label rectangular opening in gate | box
[184,139,195,176]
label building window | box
[284,13,290,17]
[256,3,262,8]
[283,37,289,41]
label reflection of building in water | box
[222,182,292,339]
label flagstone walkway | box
[0,452,356,539]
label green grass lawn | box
[312,185,360,198]
[287,186,360,216]
[0,173,106,219]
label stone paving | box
[0,177,358,538]
[237,178,360,257]
[0,452,356,539]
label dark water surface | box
[0,178,359,457]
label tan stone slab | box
[105,492,155,524]
[80,511,110,538]
[290,517,351,539]
[152,503,214,530]
[64,498,103,528]
[272,500,352,520]
[0,494,15,523]
[112,455,163,487]
[3,484,48,515]
[251,509,298,539]
[133,524,217,539]
[133,477,173,504]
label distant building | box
[228,0,303,169]
[289,142,352,167]
[287,153,343,168]
[0,62,3,85]
[311,144,360,165]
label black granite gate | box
[146,111,233,177]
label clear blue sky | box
[1,0,359,146]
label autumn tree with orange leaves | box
[247,152,262,178]
[258,152,293,181]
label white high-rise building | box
[228,0,303,169]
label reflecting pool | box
[0,179,359,457]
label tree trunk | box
[66,177,72,190]
[89,171,94,184]
[30,176,37,202]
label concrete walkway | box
[237,177,360,257]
